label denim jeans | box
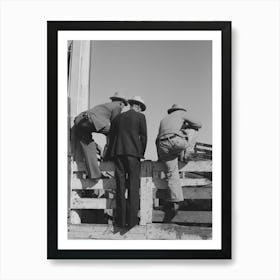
[156,135,190,202]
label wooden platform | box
[68,223,212,240]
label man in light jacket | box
[71,92,128,179]
[156,104,202,213]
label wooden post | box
[68,40,91,119]
[139,161,153,225]
[70,210,82,224]
[68,41,91,225]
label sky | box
[89,40,212,161]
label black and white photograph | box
[68,40,213,234]
[3,0,280,278]
[48,21,231,259]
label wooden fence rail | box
[69,145,212,226]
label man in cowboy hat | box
[71,92,128,179]
[107,96,147,229]
[156,104,202,214]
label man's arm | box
[99,106,121,135]
[105,116,118,159]
[182,111,202,129]
[139,114,147,157]
[111,106,122,121]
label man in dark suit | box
[108,96,147,229]
[71,92,128,179]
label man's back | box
[108,109,147,158]
[88,102,122,132]
[158,110,202,138]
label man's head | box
[128,96,146,112]
[110,92,128,107]
[130,103,142,112]
[167,104,187,114]
[117,100,126,109]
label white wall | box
[0,1,279,280]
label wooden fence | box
[69,142,212,228]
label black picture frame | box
[47,21,231,259]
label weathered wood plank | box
[99,161,116,172]
[146,223,212,240]
[68,41,91,118]
[176,160,211,172]
[71,197,116,209]
[71,160,115,172]
[69,210,82,224]
[140,160,153,177]
[154,198,160,207]
[71,161,86,172]
[139,161,153,225]
[151,177,211,189]
[70,209,113,224]
[72,159,212,173]
[71,160,154,174]
[68,223,212,240]
[155,187,212,200]
[195,147,212,154]
[71,176,210,190]
[156,200,212,211]
[71,177,116,190]
[152,210,212,224]
[68,224,146,240]
[73,189,115,199]
[73,170,114,179]
[196,142,212,148]
[153,160,212,172]
[71,176,212,190]
[153,171,210,179]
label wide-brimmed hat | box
[167,104,187,114]
[128,96,146,111]
[110,92,128,105]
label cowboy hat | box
[110,92,128,105]
[167,104,187,114]
[128,96,146,111]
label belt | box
[159,134,177,142]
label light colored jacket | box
[157,110,202,139]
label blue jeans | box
[156,135,189,202]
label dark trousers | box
[114,156,141,228]
[71,117,101,179]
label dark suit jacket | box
[108,109,147,159]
